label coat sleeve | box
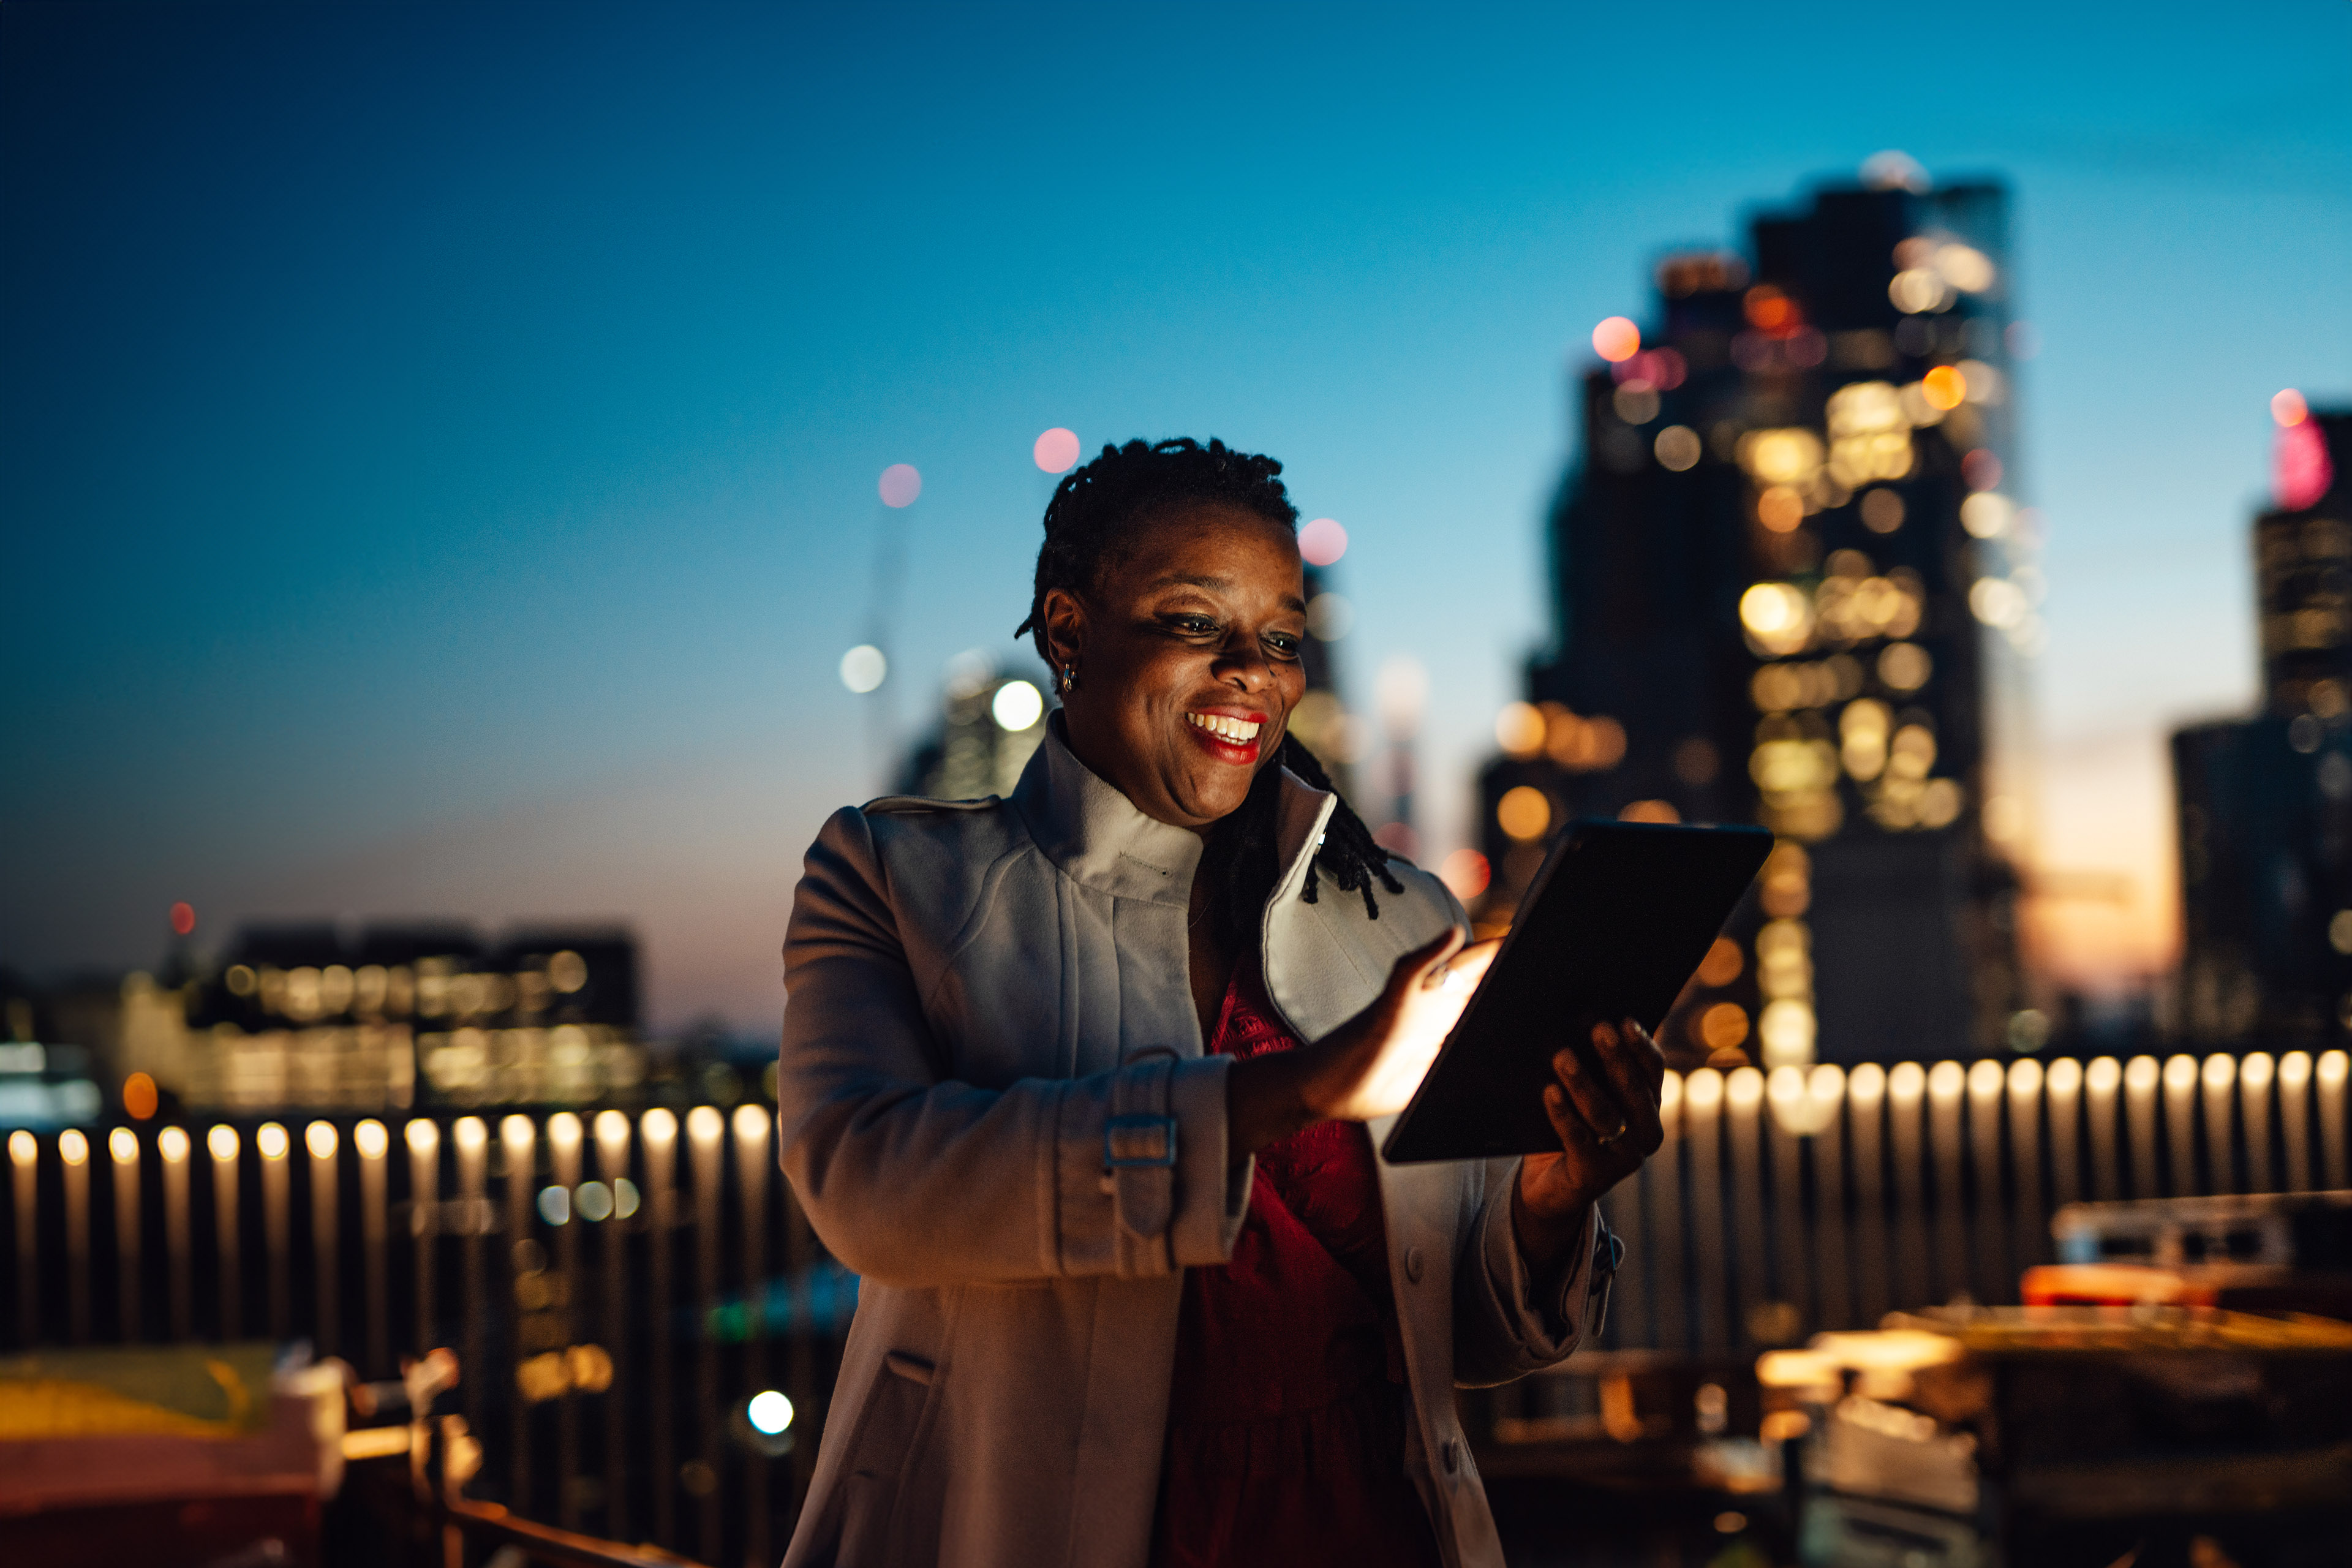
[777,807,1247,1288]
[1451,1167,1613,1387]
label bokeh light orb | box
[1497,785,1552,842]
[2272,389,2309,428]
[839,644,888,695]
[1653,425,1703,472]
[1960,448,2003,492]
[1439,849,1491,900]
[1494,701,1546,758]
[170,901,195,936]
[2277,418,2334,510]
[121,1071,158,1120]
[1591,317,1641,363]
[878,464,922,508]
[991,679,1044,731]
[748,1390,794,1434]
[1298,518,1348,566]
[1033,428,1080,473]
[1860,150,1928,193]
[1305,593,1353,641]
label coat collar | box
[1011,714,1337,911]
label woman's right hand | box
[1226,930,1500,1153]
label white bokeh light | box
[840,644,888,694]
[991,679,1044,731]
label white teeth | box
[1187,712,1262,744]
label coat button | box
[1404,1246,1425,1284]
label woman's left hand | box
[1512,1019,1666,1273]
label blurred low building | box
[108,921,647,1112]
[0,971,113,1127]
[2174,402,2352,1044]
[1474,161,2033,1068]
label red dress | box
[1152,963,1446,1568]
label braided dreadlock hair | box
[1012,437,1404,948]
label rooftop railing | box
[5,1104,831,1568]
[6,1049,2349,1559]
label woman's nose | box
[1213,639,1273,690]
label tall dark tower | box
[1476,165,2034,1067]
[2174,401,2352,1044]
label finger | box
[1618,1018,1667,1098]
[1553,1049,1660,1166]
[1596,1033,1667,1156]
[1552,1043,1633,1144]
[1431,937,1502,993]
[1600,1021,1668,1153]
[1591,1019,1663,1121]
[1392,927,1464,992]
[1641,1023,1667,1097]
[1541,1081,1602,1166]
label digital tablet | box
[1379,818,1773,1164]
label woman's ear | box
[1039,587,1086,673]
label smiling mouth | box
[1184,710,1265,763]
[1186,712,1264,744]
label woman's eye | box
[1265,633,1302,658]
[1174,616,1218,636]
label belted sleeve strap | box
[777,807,1242,1288]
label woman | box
[777,439,1665,1568]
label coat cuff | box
[1478,1193,1608,1361]
[1055,1053,1239,1278]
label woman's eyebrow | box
[1148,573,1306,614]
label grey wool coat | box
[776,719,1608,1568]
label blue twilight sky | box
[5,2,2349,1031]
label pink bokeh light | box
[2276,419,2334,511]
[878,463,922,508]
[1033,428,1080,474]
[1439,849,1491,900]
[1611,347,1686,391]
[1591,317,1640,363]
[1298,518,1348,566]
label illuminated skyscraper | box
[2173,401,2352,1043]
[1476,165,2034,1066]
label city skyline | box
[5,3,2350,1033]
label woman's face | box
[1044,503,1309,832]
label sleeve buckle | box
[1104,1114,1177,1169]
